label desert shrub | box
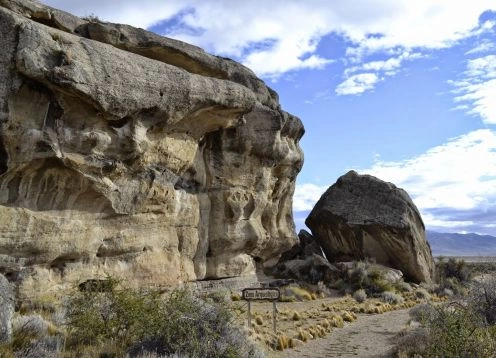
[66,277,263,357]
[415,288,431,301]
[347,262,393,295]
[0,314,63,357]
[18,295,60,316]
[349,262,367,288]
[435,287,454,298]
[437,258,472,290]
[394,281,412,292]
[422,303,496,357]
[12,315,49,338]
[399,301,496,357]
[471,276,496,325]
[393,327,429,358]
[65,276,156,349]
[437,276,468,296]
[82,13,101,22]
[281,286,313,301]
[353,289,367,303]
[12,335,61,358]
[381,291,404,305]
[409,303,437,323]
[419,282,439,293]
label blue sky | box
[43,1,496,235]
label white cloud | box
[40,0,496,80]
[344,51,422,76]
[304,90,332,104]
[293,183,327,212]
[293,130,496,233]
[358,129,496,230]
[465,54,496,78]
[450,55,496,124]
[465,39,495,55]
[335,73,381,95]
[338,51,423,93]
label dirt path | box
[271,308,412,358]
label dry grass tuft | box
[292,311,301,321]
[342,311,355,322]
[276,334,290,350]
[298,328,311,342]
[329,314,344,328]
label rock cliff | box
[0,0,304,297]
[0,273,14,343]
[306,171,435,283]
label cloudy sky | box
[42,0,496,236]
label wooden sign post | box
[242,288,280,333]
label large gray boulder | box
[306,171,435,283]
[0,0,303,298]
[0,273,14,343]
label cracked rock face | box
[0,0,304,297]
[0,273,14,343]
[306,171,435,283]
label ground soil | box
[233,292,420,358]
[270,308,412,357]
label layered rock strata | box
[0,0,304,297]
[306,171,435,283]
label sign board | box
[242,288,280,301]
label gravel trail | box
[271,308,412,358]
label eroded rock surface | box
[0,0,303,297]
[306,171,434,283]
[273,230,340,284]
[0,274,14,343]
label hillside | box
[427,231,496,256]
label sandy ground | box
[233,292,422,358]
[270,308,412,358]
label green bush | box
[472,277,496,325]
[0,314,62,357]
[352,289,367,303]
[399,301,496,357]
[437,258,472,286]
[347,262,393,295]
[394,281,412,292]
[66,277,264,357]
[381,291,404,305]
[415,288,431,301]
[422,303,496,357]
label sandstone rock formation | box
[0,273,14,343]
[0,0,303,297]
[306,171,435,283]
[273,230,340,284]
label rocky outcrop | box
[273,230,340,284]
[0,0,303,297]
[0,274,14,343]
[306,171,435,283]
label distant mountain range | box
[427,231,496,256]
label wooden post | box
[247,300,251,328]
[272,300,277,333]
